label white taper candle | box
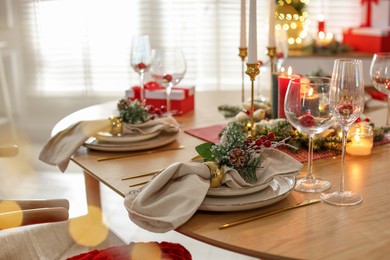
[240,0,247,48]
[247,0,257,64]
[268,0,276,47]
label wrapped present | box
[126,82,195,115]
[343,28,390,53]
[361,0,390,28]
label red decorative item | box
[263,140,272,147]
[67,241,192,260]
[300,114,316,127]
[126,82,195,115]
[338,104,354,117]
[163,74,173,83]
[318,19,325,33]
[136,63,147,69]
[360,0,379,27]
[267,132,276,139]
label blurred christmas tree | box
[276,0,308,50]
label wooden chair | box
[0,145,125,259]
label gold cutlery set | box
[114,145,321,228]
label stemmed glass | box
[130,35,152,102]
[150,48,186,115]
[321,59,365,206]
[369,52,390,128]
[284,76,334,192]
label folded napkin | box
[124,149,302,233]
[39,116,179,172]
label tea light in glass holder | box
[346,122,374,156]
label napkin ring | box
[109,116,123,136]
[203,161,224,188]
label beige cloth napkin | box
[39,116,179,172]
[124,149,303,233]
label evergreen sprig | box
[196,122,287,183]
[117,99,150,124]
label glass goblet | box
[130,35,152,102]
[369,52,390,127]
[284,76,334,192]
[150,48,186,115]
[321,59,365,206]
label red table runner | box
[185,124,390,163]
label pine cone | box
[229,147,246,168]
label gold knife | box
[219,198,321,230]
[97,145,185,161]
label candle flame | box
[287,66,292,76]
[318,31,325,39]
[280,67,285,73]
[326,32,333,40]
[354,135,361,142]
[308,87,314,96]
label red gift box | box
[125,81,195,115]
[343,28,390,53]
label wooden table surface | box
[54,91,390,260]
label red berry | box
[243,109,250,115]
[355,117,361,123]
[364,118,370,122]
[160,105,167,113]
[277,52,284,59]
[137,63,147,69]
[148,105,155,113]
[300,114,316,127]
[150,115,155,120]
[264,140,272,147]
[260,135,267,142]
[163,74,173,83]
[267,132,275,139]
[255,139,263,146]
[155,107,162,116]
[338,104,353,117]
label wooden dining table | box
[53,90,390,260]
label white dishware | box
[95,130,160,143]
[84,130,179,152]
[199,175,295,212]
[321,59,365,206]
[206,178,273,197]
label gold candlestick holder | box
[267,46,276,73]
[238,47,248,103]
[245,63,260,136]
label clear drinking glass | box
[369,52,390,127]
[150,48,186,115]
[284,76,334,192]
[321,59,365,206]
[130,35,152,102]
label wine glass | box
[150,48,186,115]
[321,59,365,206]
[369,52,390,128]
[130,35,152,102]
[284,76,334,192]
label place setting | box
[83,100,181,153]
[39,98,182,172]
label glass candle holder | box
[346,122,374,156]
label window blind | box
[20,0,362,96]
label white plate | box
[84,130,180,152]
[206,178,273,197]
[95,130,160,143]
[199,175,295,212]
